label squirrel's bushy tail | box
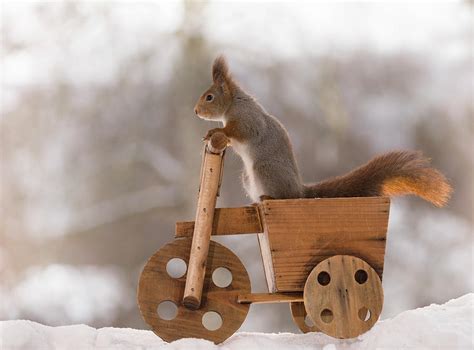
[303,151,452,207]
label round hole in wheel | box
[320,309,333,323]
[166,258,187,279]
[304,315,315,327]
[317,271,330,286]
[212,267,232,288]
[202,311,223,331]
[358,307,371,322]
[355,269,368,284]
[157,301,178,320]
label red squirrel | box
[194,55,452,207]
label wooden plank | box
[237,292,303,304]
[258,197,390,292]
[175,206,263,238]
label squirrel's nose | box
[194,107,198,115]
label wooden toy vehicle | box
[137,132,390,343]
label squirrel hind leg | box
[252,163,302,200]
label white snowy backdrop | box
[1,0,473,335]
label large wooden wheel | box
[137,238,251,344]
[290,302,320,333]
[303,255,383,339]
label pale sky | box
[2,0,471,88]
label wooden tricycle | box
[137,132,390,343]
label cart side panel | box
[257,232,277,293]
[258,197,390,292]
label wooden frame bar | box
[175,207,263,238]
[182,133,228,310]
[237,292,303,305]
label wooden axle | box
[237,292,303,305]
[182,132,229,310]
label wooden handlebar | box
[182,132,228,309]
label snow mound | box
[1,294,472,350]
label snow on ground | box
[1,294,472,350]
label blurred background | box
[1,0,472,333]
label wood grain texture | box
[175,207,263,238]
[183,147,225,309]
[137,238,251,344]
[257,231,276,292]
[290,302,321,334]
[258,197,390,292]
[237,292,303,304]
[304,255,383,339]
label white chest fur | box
[231,140,263,202]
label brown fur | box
[212,55,232,87]
[194,56,236,121]
[304,151,452,207]
[204,120,245,142]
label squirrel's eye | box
[205,94,214,102]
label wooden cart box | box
[258,197,390,292]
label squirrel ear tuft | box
[212,55,230,85]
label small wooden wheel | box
[290,302,320,333]
[303,255,383,339]
[137,238,251,344]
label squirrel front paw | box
[250,196,274,207]
[203,128,224,141]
